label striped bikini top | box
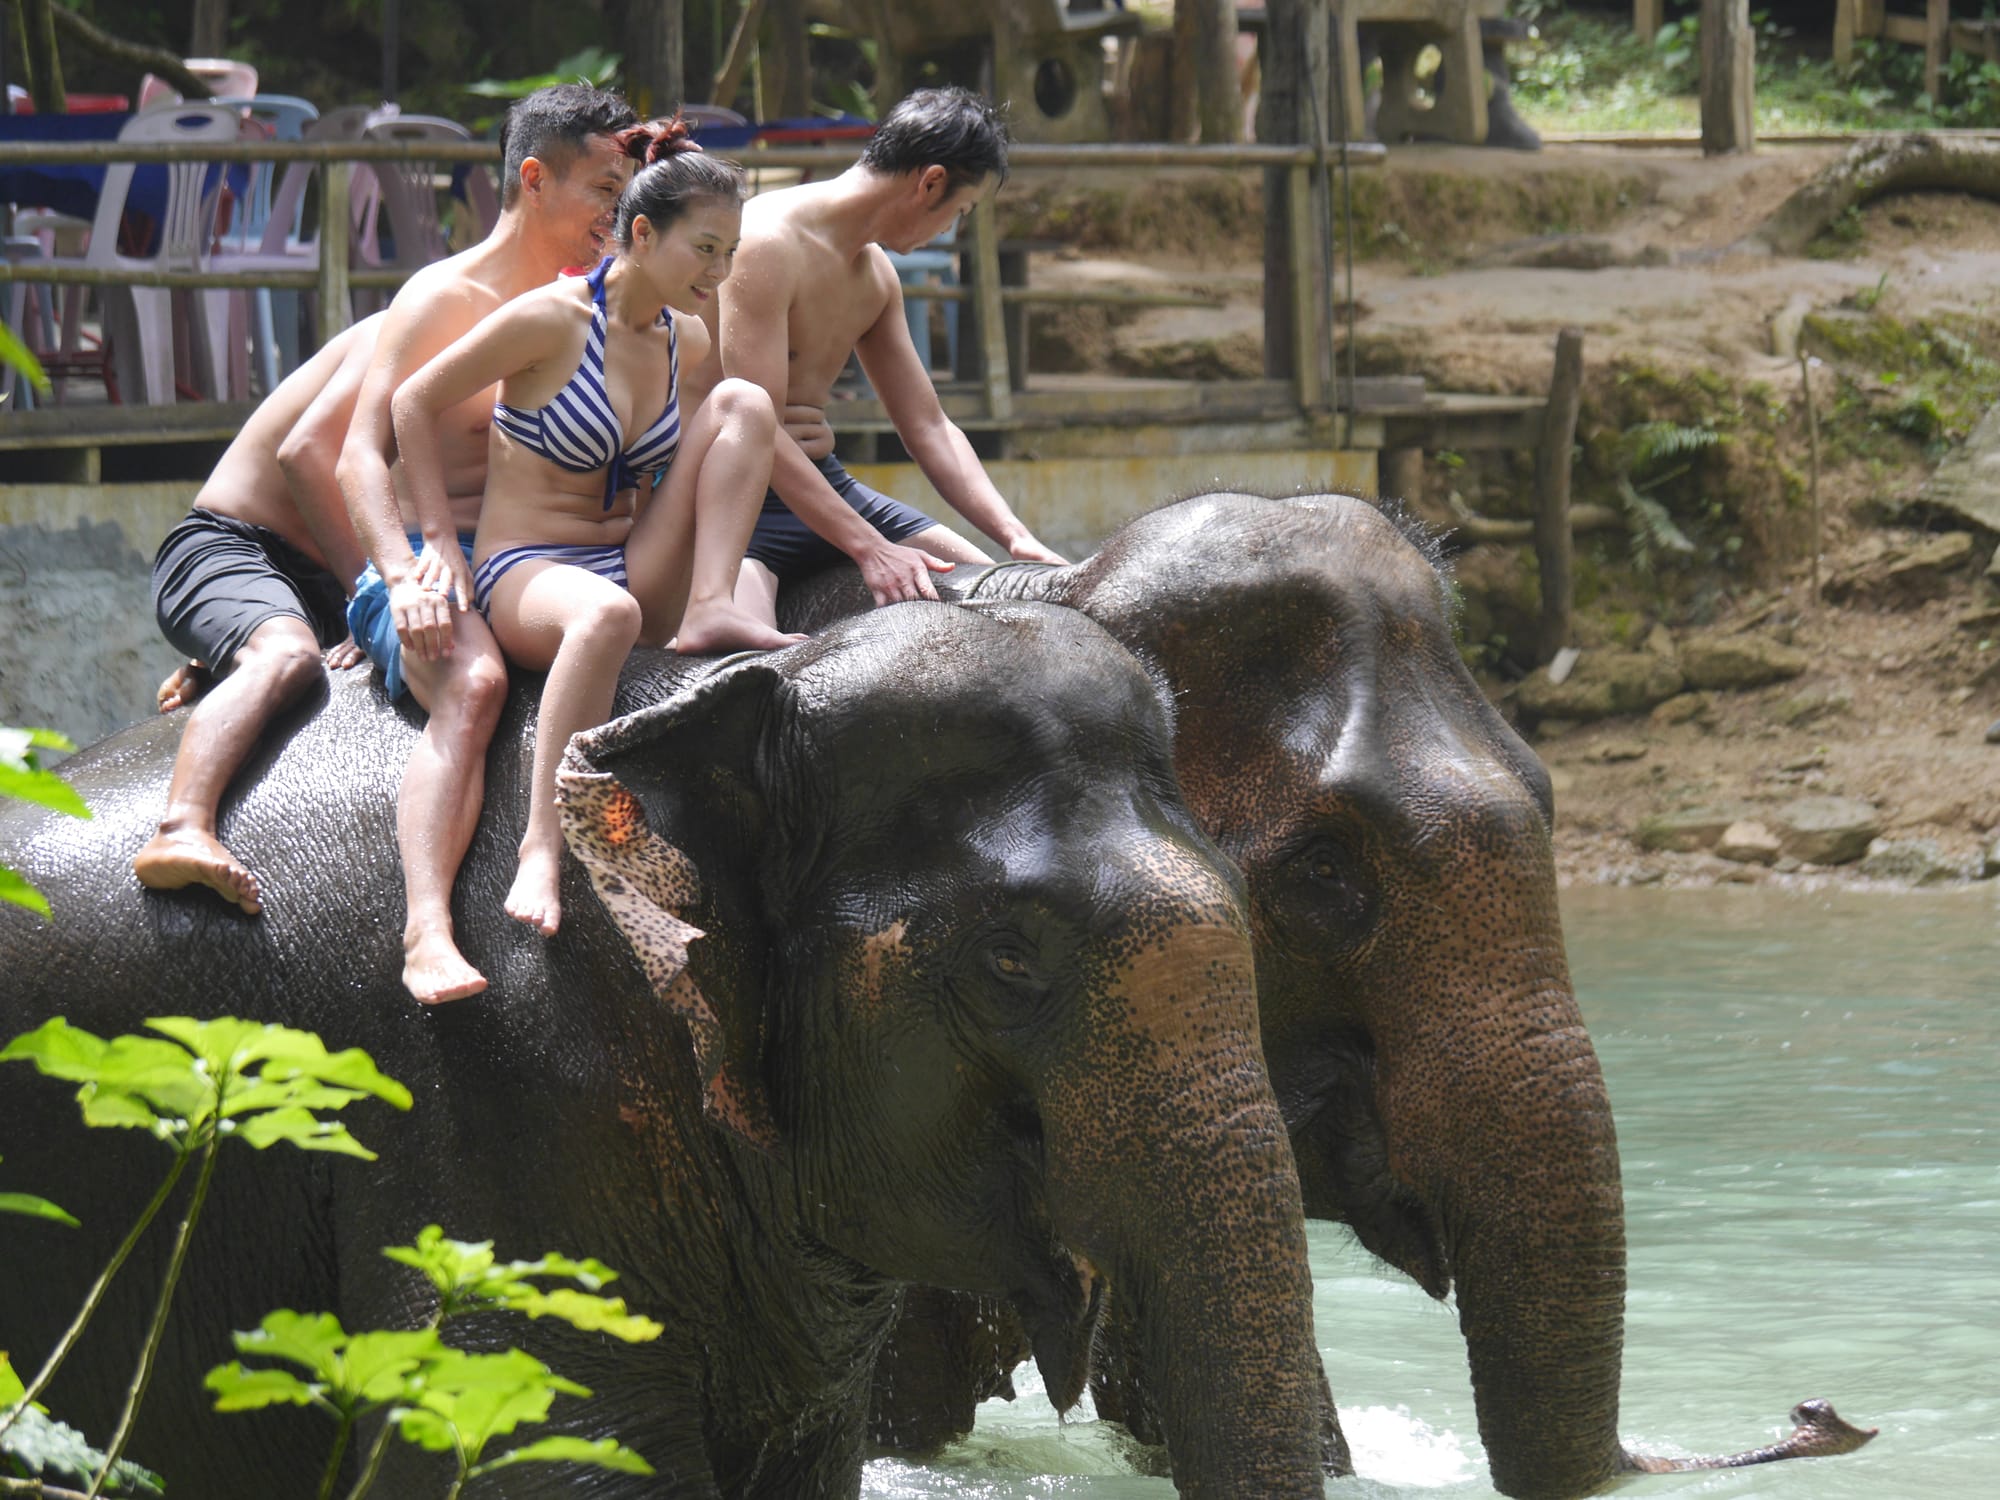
[492,257,681,510]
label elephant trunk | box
[1043,915,1326,1498]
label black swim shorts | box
[152,507,349,675]
[744,452,940,583]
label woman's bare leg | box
[626,378,803,654]
[485,559,642,937]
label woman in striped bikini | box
[393,118,802,937]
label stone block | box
[1777,796,1882,866]
[1517,650,1685,723]
[1651,692,1714,727]
[1633,806,1745,854]
[1717,820,1782,865]
[1678,632,1810,692]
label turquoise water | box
[863,888,2000,1498]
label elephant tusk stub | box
[1621,1398,1878,1475]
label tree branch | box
[43,4,215,100]
[1,1477,98,1499]
[1743,132,2000,256]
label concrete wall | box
[1,483,199,748]
[0,444,1374,749]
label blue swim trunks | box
[347,531,477,702]
[745,452,939,583]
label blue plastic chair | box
[886,227,960,374]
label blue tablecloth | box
[0,113,247,255]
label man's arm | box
[335,275,479,662]
[275,314,383,594]
[714,239,953,604]
[854,261,1065,565]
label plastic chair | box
[2,237,62,410]
[139,58,259,112]
[361,114,469,268]
[885,227,961,375]
[209,95,318,394]
[40,104,240,405]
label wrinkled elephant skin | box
[0,602,1326,1500]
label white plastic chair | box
[139,58,259,112]
[361,114,469,269]
[40,104,240,405]
[210,95,318,394]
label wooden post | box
[1381,446,1424,504]
[967,196,1012,423]
[1634,0,1664,41]
[1534,328,1584,665]
[1833,0,1858,67]
[1699,0,1755,156]
[765,0,811,120]
[317,160,353,345]
[1924,0,1948,102]
[1189,0,1243,144]
[1286,159,1326,411]
[1259,0,1331,405]
[190,0,229,58]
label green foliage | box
[0,726,86,919]
[0,1153,78,1228]
[210,1229,661,1498]
[383,1225,664,1342]
[1,1403,164,1496]
[464,46,621,100]
[0,1016,412,1155]
[0,322,50,398]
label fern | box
[1621,419,1721,479]
[1615,476,1697,576]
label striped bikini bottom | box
[471,541,629,616]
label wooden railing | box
[0,138,1385,422]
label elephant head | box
[559,600,1329,1497]
[785,495,1867,1498]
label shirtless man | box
[336,83,640,1005]
[707,85,1064,621]
[133,313,384,914]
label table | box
[0,113,248,254]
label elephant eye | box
[987,943,1035,982]
[1282,835,1379,942]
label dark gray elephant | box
[0,600,1329,1499]
[783,492,1874,1500]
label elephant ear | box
[557,661,786,1157]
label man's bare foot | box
[157,660,213,713]
[673,601,809,656]
[504,845,565,937]
[133,827,262,914]
[403,927,488,1005]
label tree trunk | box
[1188,0,1242,143]
[1699,0,1754,155]
[1257,0,1330,385]
[623,0,686,119]
[764,0,810,119]
[1745,132,2000,256]
[1169,0,1199,142]
[22,0,64,114]
[189,0,228,58]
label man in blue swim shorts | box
[336,83,642,1004]
[702,86,1065,623]
[133,314,384,915]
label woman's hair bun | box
[646,115,701,164]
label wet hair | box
[610,116,748,246]
[498,83,640,207]
[860,86,1010,191]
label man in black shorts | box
[133,314,383,914]
[704,86,1064,623]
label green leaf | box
[500,1286,664,1344]
[0,762,91,819]
[204,1360,326,1412]
[148,1017,413,1112]
[230,1309,351,1379]
[1,1350,25,1407]
[470,1434,656,1479]
[0,1404,164,1495]
[382,1227,659,1342]
[339,1330,443,1405]
[0,322,49,395]
[395,1348,590,1464]
[230,1105,379,1159]
[0,865,51,917]
[0,1191,79,1227]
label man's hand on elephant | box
[323,635,365,672]
[783,404,836,461]
[857,538,954,606]
[1008,533,1069,566]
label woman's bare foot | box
[133,827,262,914]
[157,660,213,713]
[674,600,808,656]
[403,926,488,1005]
[504,844,565,937]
